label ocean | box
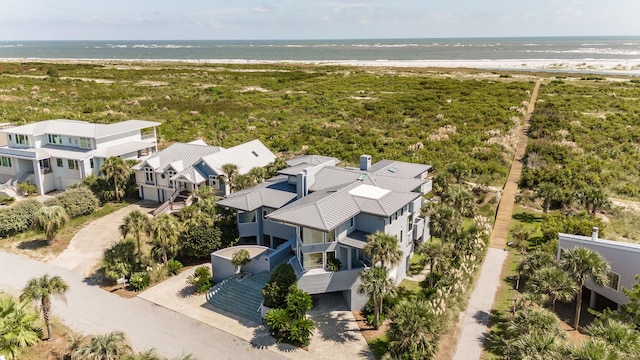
[0,37,639,74]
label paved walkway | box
[0,251,285,360]
[49,201,156,277]
[452,80,541,360]
[139,267,374,360]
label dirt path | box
[48,201,157,278]
[450,80,541,360]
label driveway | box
[139,267,374,360]
[49,201,157,277]
[0,251,285,360]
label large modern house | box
[217,154,432,310]
[0,119,159,195]
[133,139,275,203]
[558,229,640,309]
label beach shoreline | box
[1,57,639,76]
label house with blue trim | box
[217,154,432,310]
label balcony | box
[296,267,364,295]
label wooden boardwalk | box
[489,80,541,249]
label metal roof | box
[133,142,224,172]
[217,176,298,212]
[201,139,276,176]
[338,231,369,249]
[1,119,160,139]
[286,155,340,167]
[368,159,431,179]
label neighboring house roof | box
[201,139,276,176]
[368,159,431,179]
[308,167,425,193]
[286,155,340,167]
[267,182,420,231]
[187,139,209,146]
[217,175,298,212]
[559,233,640,253]
[133,142,224,172]
[1,119,160,139]
[173,166,207,184]
[93,141,154,158]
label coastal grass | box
[0,61,534,188]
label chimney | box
[592,227,599,241]
[296,171,307,199]
[360,155,372,171]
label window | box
[7,135,11,141]
[90,158,94,169]
[144,167,154,184]
[302,252,323,270]
[326,229,336,242]
[301,227,324,245]
[39,158,50,169]
[56,158,63,167]
[48,134,62,144]
[16,134,29,145]
[167,170,176,188]
[79,137,91,149]
[350,217,355,228]
[68,159,78,170]
[607,271,620,291]
[208,175,219,189]
[262,209,268,220]
[238,210,257,223]
[0,156,11,167]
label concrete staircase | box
[206,271,271,324]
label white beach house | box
[0,119,159,195]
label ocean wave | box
[98,44,200,49]
[527,48,640,56]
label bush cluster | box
[0,199,42,238]
[129,271,151,291]
[187,266,213,293]
[262,264,297,308]
[45,186,99,218]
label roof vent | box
[358,174,367,181]
[251,151,259,157]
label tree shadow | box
[473,310,490,326]
[18,239,48,250]
[312,310,359,343]
[512,212,542,224]
[177,285,197,299]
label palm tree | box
[119,210,151,265]
[150,214,181,265]
[505,331,568,359]
[65,334,87,360]
[357,266,395,329]
[560,247,610,330]
[101,156,130,202]
[221,163,239,193]
[440,184,475,217]
[75,331,132,360]
[20,275,69,341]
[386,300,439,359]
[248,166,267,184]
[570,338,617,360]
[535,182,559,213]
[34,205,69,244]
[517,250,556,280]
[526,266,577,311]
[0,294,42,360]
[417,241,443,288]
[585,318,640,357]
[506,307,566,340]
[578,187,610,215]
[364,231,402,268]
[425,203,462,247]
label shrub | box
[17,182,38,196]
[45,186,99,218]
[264,288,315,347]
[102,240,137,282]
[231,248,251,273]
[178,223,223,259]
[327,257,341,272]
[129,272,150,291]
[166,259,183,276]
[0,199,42,238]
[262,264,297,309]
[0,193,15,205]
[187,266,213,293]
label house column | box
[32,159,45,195]
[153,127,158,152]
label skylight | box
[252,151,259,157]
[348,184,390,200]
[388,167,397,173]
